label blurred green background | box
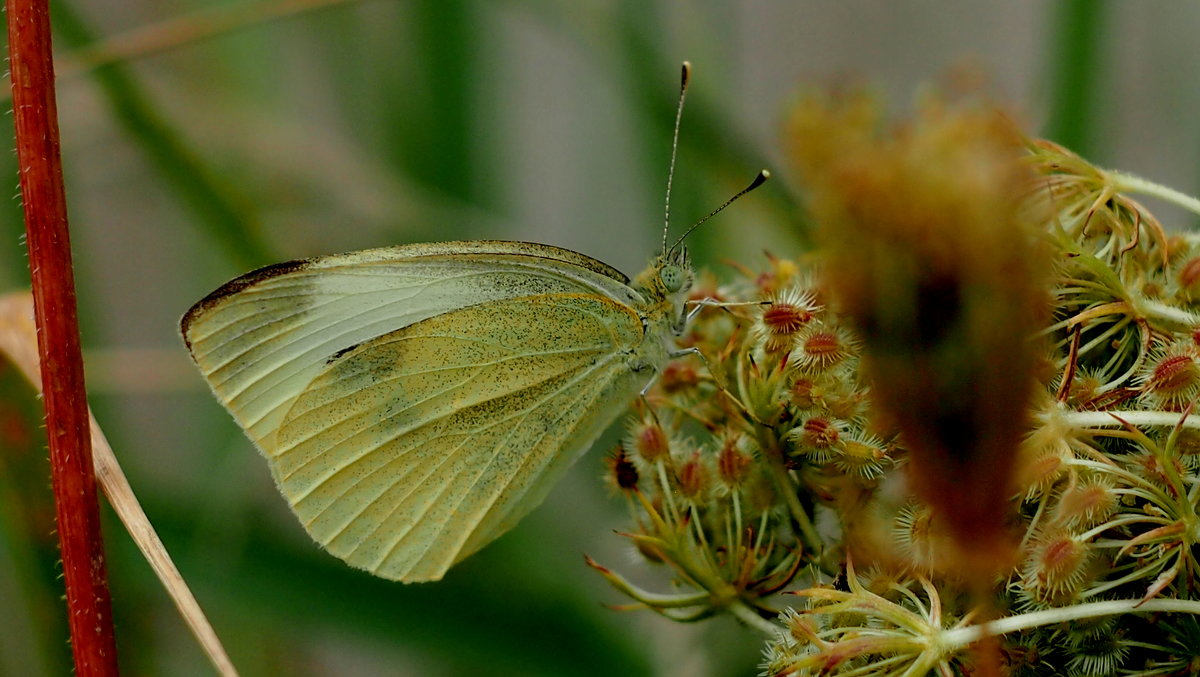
[2,1,1200,675]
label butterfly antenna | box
[668,169,770,255]
[662,61,692,255]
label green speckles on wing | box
[272,294,649,582]
[182,241,690,582]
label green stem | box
[1111,170,1200,217]
[1060,410,1200,430]
[727,600,780,637]
[940,598,1200,649]
[1080,558,1169,599]
[755,428,822,554]
[655,460,681,523]
[1139,299,1200,327]
[732,488,744,564]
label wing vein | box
[276,342,608,463]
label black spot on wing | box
[326,342,361,364]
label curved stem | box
[1060,410,1200,431]
[728,599,781,636]
[1111,171,1200,217]
[941,598,1200,649]
[1139,299,1200,327]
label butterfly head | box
[659,245,692,295]
[634,246,693,334]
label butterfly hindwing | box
[270,293,653,582]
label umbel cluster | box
[591,90,1200,677]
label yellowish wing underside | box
[182,243,639,456]
[272,294,649,582]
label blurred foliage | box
[0,0,1194,675]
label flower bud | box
[676,453,709,500]
[791,325,853,372]
[1021,531,1092,605]
[1138,341,1200,410]
[1053,480,1115,528]
[627,417,670,462]
[716,436,753,487]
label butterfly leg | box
[639,374,663,397]
[668,346,700,360]
[685,297,769,322]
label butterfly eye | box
[660,264,686,293]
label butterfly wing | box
[270,293,658,582]
[181,241,640,456]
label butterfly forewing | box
[272,293,657,581]
[182,242,640,456]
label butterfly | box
[180,62,767,582]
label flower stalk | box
[6,0,119,672]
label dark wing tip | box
[180,258,314,353]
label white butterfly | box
[181,62,766,582]
[182,237,700,581]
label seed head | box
[1052,480,1116,528]
[790,324,855,373]
[627,417,670,462]
[834,434,889,479]
[790,377,819,410]
[1138,340,1200,410]
[676,452,709,500]
[1177,256,1200,301]
[1021,531,1092,606]
[716,435,753,487]
[755,286,821,355]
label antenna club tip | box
[680,61,691,88]
[749,169,771,189]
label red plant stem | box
[7,0,120,673]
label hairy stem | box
[6,0,119,672]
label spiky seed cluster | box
[790,325,853,371]
[834,434,888,479]
[1137,340,1200,410]
[1020,531,1092,606]
[893,504,935,566]
[716,436,753,487]
[627,417,670,463]
[1176,256,1200,301]
[587,86,1200,677]
[676,453,709,500]
[1051,480,1116,528]
[789,416,841,462]
[1065,630,1131,677]
[756,287,819,355]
